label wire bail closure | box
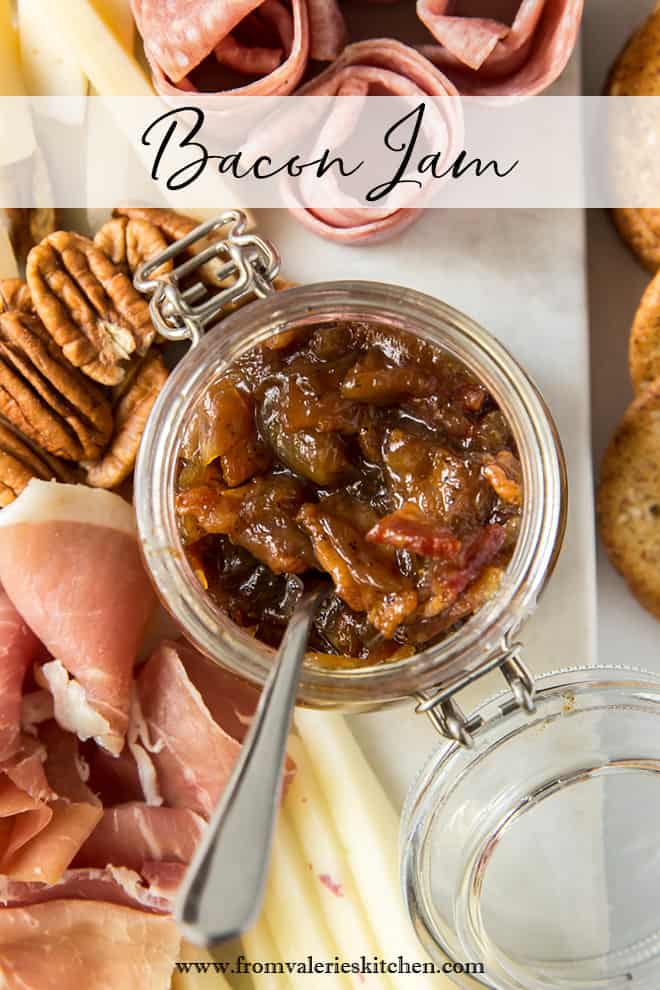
[416,642,536,748]
[134,210,281,347]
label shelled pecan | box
[1,208,57,266]
[0,280,33,314]
[0,310,113,461]
[84,349,168,489]
[94,216,171,278]
[0,419,74,506]
[113,208,226,286]
[113,206,197,244]
[27,231,155,386]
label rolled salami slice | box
[416,0,583,97]
[285,39,463,244]
[133,0,347,99]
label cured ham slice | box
[75,804,205,872]
[0,723,102,885]
[0,866,175,914]
[285,39,463,244]
[0,481,156,755]
[5,800,102,884]
[2,740,50,804]
[85,741,146,807]
[0,899,180,990]
[175,641,259,743]
[133,642,243,816]
[133,640,294,814]
[134,0,347,99]
[39,721,99,807]
[0,777,52,873]
[0,738,101,885]
[0,591,44,763]
[417,0,584,97]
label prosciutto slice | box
[134,0,347,99]
[285,39,463,244]
[0,592,44,763]
[0,899,180,990]
[0,866,175,914]
[133,642,244,816]
[0,481,156,755]
[75,804,205,872]
[417,0,584,97]
[0,475,292,982]
[0,728,101,886]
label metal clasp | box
[134,210,281,347]
[416,642,536,748]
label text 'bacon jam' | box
[175,322,523,666]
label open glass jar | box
[135,214,567,736]
[401,665,660,990]
[135,213,660,989]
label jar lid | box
[401,666,660,990]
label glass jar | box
[135,277,566,722]
[401,666,660,990]
[136,213,642,990]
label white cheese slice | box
[48,0,153,96]
[0,0,26,95]
[91,0,135,53]
[18,0,87,101]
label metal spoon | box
[175,584,329,947]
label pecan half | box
[0,280,33,315]
[94,216,171,278]
[2,209,57,267]
[0,420,74,506]
[84,349,168,489]
[113,207,197,243]
[0,310,113,460]
[27,231,155,386]
[112,208,225,286]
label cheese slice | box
[18,0,87,98]
[0,2,35,168]
[0,0,26,95]
[90,0,135,53]
[48,0,153,96]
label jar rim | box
[135,280,567,708]
[400,665,660,990]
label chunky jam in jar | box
[175,322,522,666]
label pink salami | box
[416,0,584,96]
[133,0,347,98]
[284,39,463,244]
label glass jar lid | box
[401,666,660,990]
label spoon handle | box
[175,588,324,947]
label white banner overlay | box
[0,96,658,209]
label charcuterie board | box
[258,53,597,807]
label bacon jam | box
[175,322,523,666]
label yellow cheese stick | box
[49,0,153,96]
[295,711,453,990]
[18,0,87,97]
[90,0,134,52]
[0,0,26,95]
[0,229,19,280]
[285,734,390,990]
[0,0,36,166]
[171,942,233,990]
[262,814,351,990]
[242,914,295,990]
